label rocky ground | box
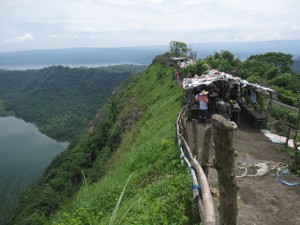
[186,113,300,225]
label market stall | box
[183,69,277,126]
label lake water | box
[0,62,143,70]
[0,116,68,202]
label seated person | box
[217,98,231,120]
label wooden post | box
[293,97,300,170]
[211,114,238,225]
[192,119,199,159]
[294,97,300,151]
[202,126,212,178]
[285,128,290,146]
[266,92,272,125]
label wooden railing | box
[177,106,239,225]
[176,105,216,225]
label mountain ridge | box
[1,40,300,69]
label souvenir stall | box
[182,69,277,126]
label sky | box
[1,0,300,52]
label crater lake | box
[0,116,68,205]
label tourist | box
[198,90,209,123]
[208,90,219,116]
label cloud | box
[291,25,299,31]
[0,0,299,52]
[3,33,34,44]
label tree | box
[205,50,241,74]
[187,59,208,75]
[169,41,188,57]
[247,52,293,74]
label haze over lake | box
[0,116,68,201]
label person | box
[198,90,209,123]
[208,90,219,116]
[175,70,181,82]
[218,98,231,120]
[230,85,238,100]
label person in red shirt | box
[198,90,209,123]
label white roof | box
[183,69,277,94]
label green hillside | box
[8,62,198,224]
[7,48,300,224]
[0,65,146,141]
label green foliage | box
[278,94,298,107]
[0,65,146,141]
[246,75,267,85]
[269,105,298,124]
[0,99,14,116]
[240,51,300,108]
[205,50,241,73]
[169,41,188,57]
[186,59,208,75]
[9,63,198,224]
[268,73,292,87]
[247,52,293,74]
[10,50,298,225]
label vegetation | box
[187,49,300,174]
[0,65,146,141]
[205,50,241,74]
[8,63,198,224]
[5,43,300,224]
[169,41,188,57]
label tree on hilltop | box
[169,41,188,57]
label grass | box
[49,64,199,224]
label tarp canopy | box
[170,57,196,68]
[183,69,277,94]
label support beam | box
[211,114,238,225]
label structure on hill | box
[182,69,278,127]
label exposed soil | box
[185,113,300,225]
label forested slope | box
[0,65,146,141]
[8,49,300,224]
[9,61,198,224]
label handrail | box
[176,105,216,225]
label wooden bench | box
[236,97,266,128]
[245,107,266,128]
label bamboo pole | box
[180,147,205,222]
[211,114,238,225]
[177,106,216,225]
[202,126,212,178]
[176,106,187,145]
[181,116,188,143]
[182,138,216,225]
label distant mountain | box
[0,40,299,69]
[192,39,300,60]
[0,47,166,69]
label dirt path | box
[185,114,300,225]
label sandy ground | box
[185,113,300,225]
